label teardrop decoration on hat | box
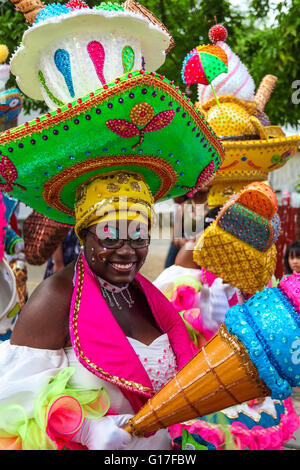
[87,41,106,86]
[122,45,135,73]
[54,48,75,98]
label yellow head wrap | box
[74,171,154,241]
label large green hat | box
[0,70,224,225]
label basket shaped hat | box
[193,25,300,208]
[0,2,224,225]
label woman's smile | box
[109,261,136,273]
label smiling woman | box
[4,170,196,450]
[0,0,225,451]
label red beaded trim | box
[0,73,224,162]
[43,154,178,215]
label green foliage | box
[141,0,246,99]
[239,0,300,127]
[0,0,299,128]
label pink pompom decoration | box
[278,272,300,315]
[170,285,196,311]
[183,308,215,341]
[209,24,228,44]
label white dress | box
[0,333,178,450]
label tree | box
[0,0,299,128]
[238,0,300,127]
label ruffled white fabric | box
[153,265,202,292]
[0,335,175,450]
[0,341,68,417]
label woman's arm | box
[173,203,188,249]
[11,264,74,349]
[52,242,65,273]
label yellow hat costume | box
[74,171,154,240]
[194,26,300,209]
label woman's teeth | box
[111,262,134,270]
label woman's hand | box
[73,415,134,450]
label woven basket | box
[23,210,70,265]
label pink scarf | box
[69,254,195,413]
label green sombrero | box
[1,0,224,225]
[0,70,224,225]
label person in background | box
[284,241,300,274]
[44,228,81,278]
[164,195,188,269]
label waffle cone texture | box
[125,325,269,435]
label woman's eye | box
[131,232,140,240]
[103,226,118,239]
[131,228,146,240]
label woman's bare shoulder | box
[11,263,75,349]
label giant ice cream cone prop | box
[193,181,280,294]
[125,272,300,435]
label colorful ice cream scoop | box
[182,43,228,106]
[193,182,279,294]
[197,25,255,104]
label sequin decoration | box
[129,102,154,127]
[182,45,228,86]
[183,160,216,196]
[0,155,26,192]
[65,0,89,10]
[122,46,135,74]
[95,2,124,11]
[217,203,271,252]
[278,273,300,315]
[106,104,175,149]
[271,212,281,244]
[54,49,75,98]
[107,183,120,193]
[34,3,72,24]
[117,173,130,184]
[87,41,106,86]
[38,70,64,107]
[130,181,142,192]
[225,277,300,399]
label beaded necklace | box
[97,276,135,310]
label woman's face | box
[288,251,300,273]
[82,220,149,285]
